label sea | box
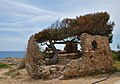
[0,51,26,58]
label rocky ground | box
[0,57,22,65]
[0,58,120,84]
[0,68,120,84]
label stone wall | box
[25,36,45,79]
[80,33,113,71]
[60,33,113,79]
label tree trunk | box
[49,40,58,65]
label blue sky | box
[0,0,120,51]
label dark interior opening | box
[91,40,97,50]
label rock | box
[58,65,65,71]
[42,66,50,79]
[57,58,70,65]
[49,67,57,78]
[0,58,21,65]
[62,59,83,78]
[50,67,56,73]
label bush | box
[0,63,9,69]
[64,43,77,53]
[118,54,120,61]
[112,54,118,59]
[112,54,120,61]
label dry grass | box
[4,70,20,78]
[114,60,120,72]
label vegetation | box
[0,77,5,80]
[41,51,49,59]
[0,63,9,69]
[34,12,114,64]
[114,60,120,72]
[35,12,114,43]
[112,54,120,60]
[4,71,20,78]
[112,50,120,71]
[112,50,120,61]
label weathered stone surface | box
[61,58,83,79]
[61,33,113,79]
[41,66,51,79]
[57,58,70,65]
[80,33,113,71]
[25,36,45,79]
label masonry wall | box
[61,33,113,79]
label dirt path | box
[0,68,120,84]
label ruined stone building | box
[24,33,113,79]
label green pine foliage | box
[34,12,114,43]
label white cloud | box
[0,28,37,31]
[0,0,59,15]
[0,0,64,31]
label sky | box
[0,0,120,51]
